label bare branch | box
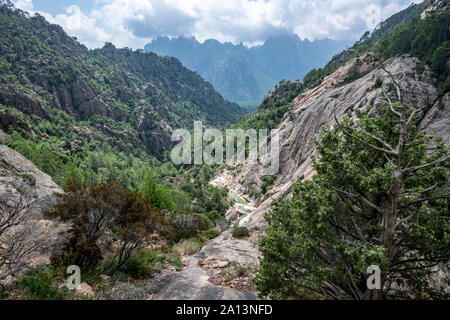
[330,186,382,213]
[402,155,450,175]
[399,191,450,209]
[353,122,396,152]
[381,64,406,110]
[406,106,427,128]
[333,108,399,156]
[383,89,401,117]
[400,184,438,197]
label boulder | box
[76,283,95,297]
[0,145,63,216]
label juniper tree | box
[255,68,449,300]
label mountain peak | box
[145,35,350,104]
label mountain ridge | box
[0,2,245,160]
[145,35,351,106]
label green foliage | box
[7,133,71,186]
[16,264,66,300]
[177,165,231,222]
[235,80,304,131]
[141,169,176,211]
[117,249,181,280]
[374,78,384,89]
[232,227,250,239]
[260,175,277,195]
[255,105,449,300]
[168,213,210,241]
[205,229,221,239]
[236,266,247,277]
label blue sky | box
[14,0,417,49]
[24,0,95,16]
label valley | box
[0,0,449,301]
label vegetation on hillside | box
[0,1,233,233]
[0,1,245,181]
[302,1,449,95]
[234,80,304,131]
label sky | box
[13,0,419,49]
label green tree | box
[140,169,174,211]
[255,68,449,300]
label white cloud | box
[14,0,33,11]
[41,6,112,48]
[13,0,415,49]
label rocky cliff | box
[218,0,450,233]
[218,54,449,232]
[0,145,64,282]
[0,144,62,215]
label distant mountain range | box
[145,35,352,108]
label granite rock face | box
[217,55,449,230]
[0,144,62,216]
[146,235,260,300]
[0,145,65,281]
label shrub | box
[374,78,383,88]
[49,179,166,276]
[117,250,157,279]
[205,229,221,239]
[16,264,66,300]
[168,213,210,241]
[51,236,102,271]
[260,175,277,195]
[236,266,247,277]
[232,227,250,239]
[114,249,182,279]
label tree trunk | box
[378,178,401,300]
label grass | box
[115,248,182,280]
[173,238,205,256]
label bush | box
[16,264,66,300]
[260,175,277,195]
[115,249,182,280]
[49,179,166,276]
[374,78,383,88]
[51,236,102,272]
[232,227,250,239]
[236,266,247,277]
[117,250,158,279]
[205,229,221,239]
[168,213,210,241]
